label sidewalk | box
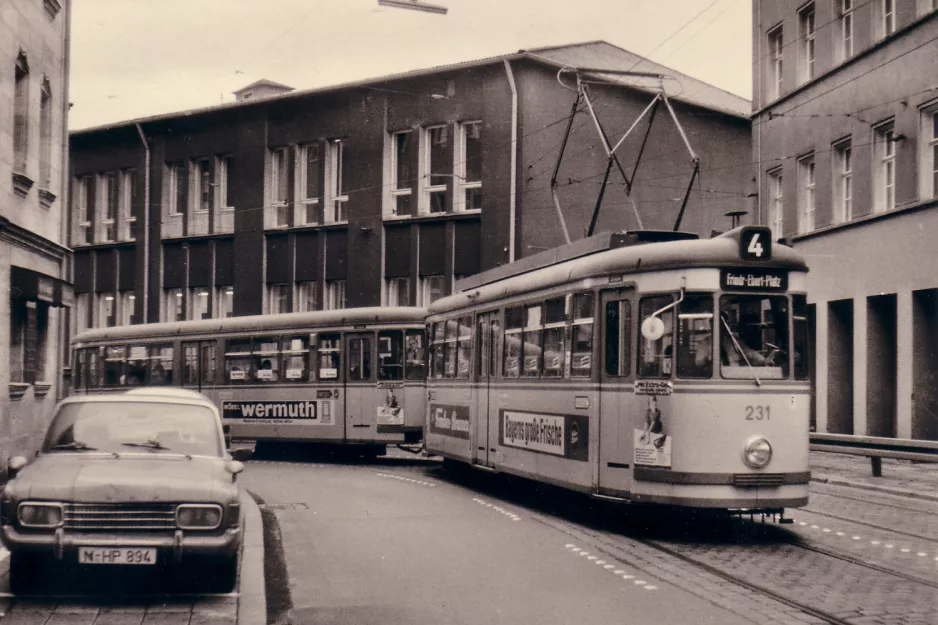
[810,450,938,503]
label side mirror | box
[230,447,253,462]
[8,455,28,479]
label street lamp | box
[378,0,448,15]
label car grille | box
[63,503,177,532]
[732,473,786,487]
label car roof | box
[59,391,220,413]
[123,387,212,401]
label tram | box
[425,226,810,513]
[70,307,428,457]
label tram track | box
[796,506,938,545]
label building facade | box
[752,1,938,438]
[1,0,72,471]
[68,41,752,335]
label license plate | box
[78,547,157,565]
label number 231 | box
[745,405,770,420]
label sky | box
[68,0,752,130]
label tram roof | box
[72,307,428,345]
[432,228,807,314]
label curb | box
[237,490,267,625]
[811,474,938,504]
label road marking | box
[852,536,861,540]
[885,544,894,549]
[822,528,832,533]
[835,531,844,536]
[604,565,615,569]
[375,472,436,487]
[644,586,658,591]
[588,556,598,560]
[613,570,624,575]
[472,498,522,522]
[900,548,911,553]
[872,541,881,545]
[634,580,646,586]
[595,560,606,565]
[918,552,927,557]
[564,545,656,591]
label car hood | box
[6,454,238,504]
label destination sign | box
[720,269,787,292]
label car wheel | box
[9,552,41,595]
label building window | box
[386,277,410,306]
[39,79,53,189]
[268,284,289,315]
[74,175,92,245]
[216,155,234,233]
[767,168,784,240]
[798,155,816,233]
[295,281,318,312]
[13,52,29,174]
[326,139,349,223]
[120,168,137,241]
[164,288,185,322]
[420,275,447,306]
[881,0,895,38]
[98,293,117,328]
[194,158,213,213]
[119,291,135,326]
[325,280,346,310]
[269,147,290,228]
[798,4,815,83]
[920,105,938,199]
[216,286,234,318]
[458,121,482,211]
[768,26,783,100]
[873,121,896,212]
[10,300,49,385]
[297,143,321,225]
[426,126,449,213]
[839,0,855,62]
[833,139,853,223]
[190,287,211,320]
[390,131,413,216]
[99,172,118,242]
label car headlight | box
[17,502,64,528]
[742,436,773,469]
[176,504,223,530]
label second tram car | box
[71,307,428,457]
[425,227,810,513]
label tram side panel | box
[427,382,474,461]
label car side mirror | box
[230,447,253,462]
[8,455,28,479]
[225,460,245,482]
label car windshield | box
[43,401,222,457]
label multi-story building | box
[752,1,938,439]
[68,40,752,333]
[1,0,72,469]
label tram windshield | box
[719,295,789,379]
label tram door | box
[598,289,635,497]
[345,333,375,443]
[474,311,500,467]
[182,341,217,393]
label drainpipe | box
[59,0,72,400]
[755,0,763,226]
[503,60,518,263]
[135,123,150,323]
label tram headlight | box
[742,436,773,469]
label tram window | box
[124,345,148,386]
[456,317,472,379]
[404,330,427,380]
[283,336,310,382]
[87,348,100,388]
[638,295,674,378]
[348,337,372,381]
[317,334,341,380]
[522,305,543,377]
[74,349,86,390]
[543,297,566,378]
[148,344,174,385]
[793,295,809,380]
[503,306,524,378]
[201,343,217,385]
[719,295,790,379]
[571,293,594,378]
[253,337,281,383]
[378,331,404,381]
[184,343,200,386]
[443,319,458,378]
[604,300,631,377]
[677,294,713,379]
[225,339,254,384]
[103,345,125,387]
[431,322,445,379]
